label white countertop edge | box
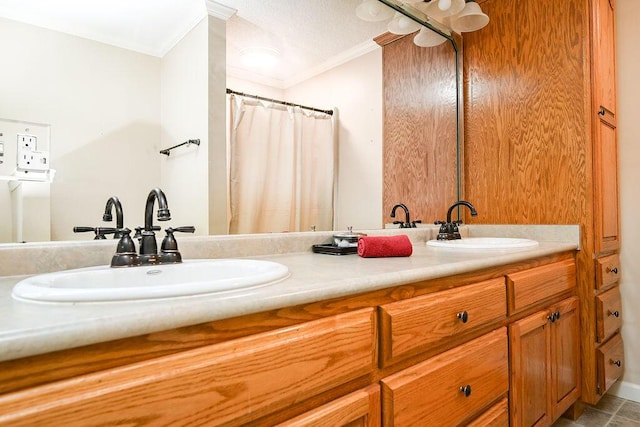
[0,241,577,362]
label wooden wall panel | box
[463,0,591,225]
[382,34,458,225]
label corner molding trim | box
[205,0,236,20]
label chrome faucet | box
[102,196,124,238]
[391,203,421,228]
[139,188,171,262]
[436,200,478,240]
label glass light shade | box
[355,0,394,22]
[426,0,464,20]
[240,47,280,68]
[413,26,447,47]
[438,0,452,11]
[450,1,490,32]
[387,12,421,35]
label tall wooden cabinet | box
[464,0,622,406]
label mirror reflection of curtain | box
[228,95,336,234]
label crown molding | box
[205,0,236,20]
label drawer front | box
[379,278,506,366]
[596,254,621,290]
[276,384,380,427]
[381,328,509,426]
[507,259,576,314]
[597,333,625,395]
[596,285,622,342]
[467,397,509,427]
[0,309,376,427]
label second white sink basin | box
[427,237,539,250]
[12,259,290,303]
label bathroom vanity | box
[0,227,585,426]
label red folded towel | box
[357,235,413,258]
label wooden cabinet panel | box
[468,397,509,427]
[381,328,508,426]
[276,384,380,427]
[510,310,552,427]
[596,285,622,342]
[0,309,376,427]
[507,259,576,314]
[594,113,620,254]
[597,332,625,395]
[592,0,617,115]
[550,297,581,419]
[596,254,621,290]
[379,278,506,366]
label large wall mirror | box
[0,0,459,244]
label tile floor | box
[553,396,640,427]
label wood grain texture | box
[381,328,508,426]
[0,309,376,427]
[594,112,620,253]
[276,384,380,427]
[382,33,458,225]
[509,310,552,427]
[379,278,506,366]
[596,332,625,394]
[592,0,617,116]
[596,285,622,342]
[467,397,509,427]
[507,259,576,314]
[595,253,620,290]
[464,0,591,226]
[550,297,581,420]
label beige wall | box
[0,17,162,242]
[615,0,640,400]
[160,18,209,235]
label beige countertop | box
[0,225,580,363]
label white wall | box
[613,0,640,402]
[0,17,162,241]
[286,49,383,231]
[160,18,209,235]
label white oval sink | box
[12,259,290,303]
[427,237,539,250]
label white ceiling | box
[0,0,390,88]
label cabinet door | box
[594,112,620,253]
[510,310,552,427]
[549,297,581,420]
[276,384,380,427]
[592,0,617,115]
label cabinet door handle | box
[547,312,559,323]
[606,267,619,274]
[598,107,606,116]
[608,310,620,318]
[459,385,472,397]
[611,359,622,367]
[456,311,469,323]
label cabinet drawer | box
[596,285,622,342]
[597,333,625,395]
[467,397,509,427]
[507,259,576,314]
[381,328,508,426]
[596,254,621,290]
[276,384,380,427]
[0,309,376,427]
[379,278,506,366]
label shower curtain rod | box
[226,88,333,116]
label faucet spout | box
[144,188,171,231]
[391,203,411,227]
[446,200,478,224]
[103,196,124,238]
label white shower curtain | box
[228,95,336,234]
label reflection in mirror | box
[0,0,459,243]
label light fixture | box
[450,1,490,33]
[356,0,395,22]
[355,0,489,48]
[413,26,447,47]
[387,12,422,35]
[240,47,280,68]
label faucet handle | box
[171,226,196,234]
[411,220,422,228]
[133,225,160,239]
[73,226,117,240]
[159,226,195,264]
[111,228,140,268]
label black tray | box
[312,244,358,256]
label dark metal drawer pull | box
[611,359,622,367]
[460,385,472,397]
[457,311,469,323]
[608,310,620,318]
